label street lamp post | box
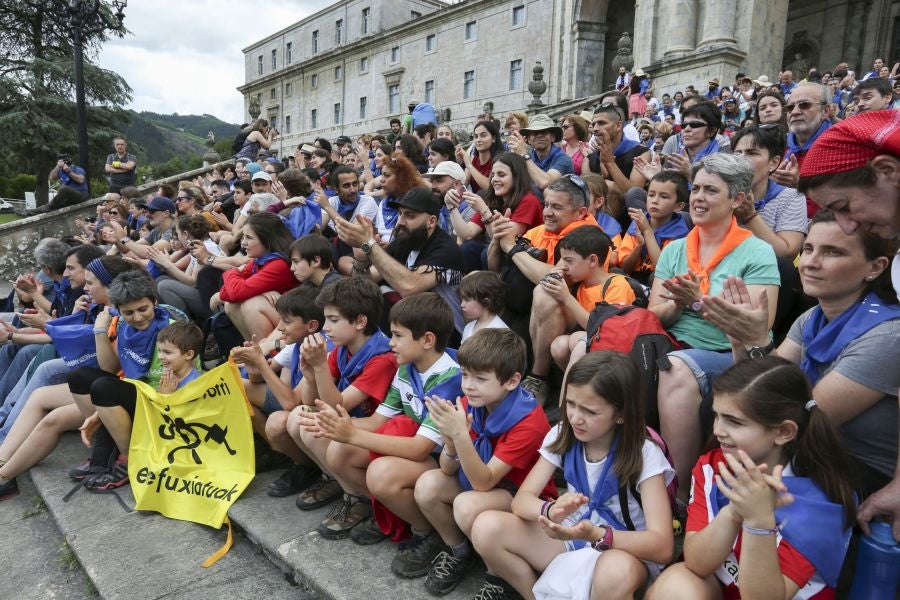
[67,0,127,198]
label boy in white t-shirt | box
[459,271,508,343]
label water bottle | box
[850,521,900,599]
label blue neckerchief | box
[250,252,289,275]
[380,196,399,230]
[336,330,392,416]
[595,211,623,238]
[117,306,170,379]
[530,144,565,172]
[405,355,463,422]
[687,138,721,165]
[563,435,626,548]
[288,336,334,388]
[627,211,690,262]
[145,259,163,280]
[705,88,719,100]
[438,200,469,235]
[45,311,99,368]
[175,369,202,390]
[50,278,72,317]
[457,386,537,491]
[335,192,361,220]
[613,137,641,158]
[284,201,323,238]
[756,180,786,212]
[786,120,831,158]
[710,473,852,587]
[801,293,900,385]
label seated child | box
[583,173,622,267]
[459,271,509,343]
[300,292,463,572]
[288,234,343,290]
[618,171,690,284]
[471,351,675,600]
[230,285,326,497]
[646,357,856,600]
[529,226,635,392]
[414,328,555,595]
[283,277,396,520]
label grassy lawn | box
[0,213,20,225]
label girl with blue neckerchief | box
[471,351,674,600]
[646,357,857,600]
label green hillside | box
[122,111,240,164]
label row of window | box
[257,5,526,76]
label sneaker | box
[391,530,447,579]
[473,575,523,600]
[67,458,92,480]
[350,516,389,546]
[267,463,321,497]
[521,375,549,406]
[0,477,18,501]
[424,550,474,595]
[296,475,342,511]
[84,457,129,491]
[317,494,372,540]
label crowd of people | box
[0,59,898,600]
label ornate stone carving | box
[248,96,261,120]
[611,32,634,73]
[528,61,547,109]
[202,131,220,166]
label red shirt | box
[470,154,494,193]
[219,257,296,303]
[687,449,829,599]
[471,192,544,231]
[327,348,397,416]
[460,397,557,499]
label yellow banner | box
[127,360,255,529]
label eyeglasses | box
[560,124,572,129]
[562,174,590,207]
[177,196,192,201]
[264,169,276,174]
[784,100,826,112]
[681,120,708,130]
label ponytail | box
[714,357,857,527]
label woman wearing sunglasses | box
[665,102,724,180]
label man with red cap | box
[799,108,900,542]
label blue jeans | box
[0,343,43,402]
[0,357,70,443]
[668,348,735,434]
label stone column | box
[572,20,607,98]
[664,0,698,57]
[698,0,738,48]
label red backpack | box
[585,303,678,430]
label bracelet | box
[540,499,556,519]
[92,328,106,335]
[206,255,215,266]
[742,523,780,536]
[6,332,13,343]
[443,446,459,460]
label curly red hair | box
[382,152,426,196]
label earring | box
[866,275,874,281]
[616,419,624,425]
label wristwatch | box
[361,238,377,255]
[687,299,702,312]
[521,153,531,160]
[119,236,130,246]
[747,340,776,359]
[592,525,614,551]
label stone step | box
[26,433,486,599]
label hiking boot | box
[84,456,129,491]
[67,458,93,480]
[473,574,524,600]
[350,516,389,546]
[296,475,342,511]
[316,494,372,540]
[267,463,321,497]
[520,375,549,406]
[0,477,18,501]
[391,530,447,579]
[424,550,474,595]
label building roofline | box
[241,0,451,53]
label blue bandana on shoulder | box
[50,278,72,317]
[627,211,691,261]
[117,306,170,379]
[336,330,392,416]
[689,138,721,165]
[335,192,361,220]
[405,356,463,422]
[457,386,537,491]
[438,200,470,235]
[45,311,99,368]
[801,292,900,385]
[786,120,831,158]
[284,200,323,238]
[595,211,623,238]
[176,369,202,390]
[708,474,852,587]
[613,138,642,158]
[381,196,399,231]
[563,435,626,548]
[289,336,334,388]
[756,180,786,212]
[531,144,565,172]
[250,252,289,275]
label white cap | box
[421,161,466,182]
[251,171,272,182]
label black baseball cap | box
[388,187,440,216]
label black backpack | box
[231,130,250,154]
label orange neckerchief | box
[685,216,752,294]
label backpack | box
[231,130,250,154]
[617,427,679,531]
[411,102,438,128]
[584,303,677,429]
[599,274,649,308]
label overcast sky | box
[96,0,334,124]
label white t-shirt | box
[273,343,295,367]
[188,239,224,271]
[461,314,509,343]
[326,194,378,230]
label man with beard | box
[331,186,466,333]
[320,166,378,275]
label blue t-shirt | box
[530,146,574,176]
[655,236,780,350]
[59,165,88,195]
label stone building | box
[240,0,900,153]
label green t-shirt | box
[655,236,780,350]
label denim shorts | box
[668,348,734,433]
[262,388,285,416]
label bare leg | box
[265,411,311,464]
[325,441,371,496]
[529,287,567,377]
[367,455,438,531]
[415,469,467,545]
[224,301,249,340]
[288,408,332,471]
[645,562,722,600]
[453,489,513,540]
[588,549,648,600]
[658,356,703,503]
[0,404,83,480]
[0,386,74,461]
[239,295,281,341]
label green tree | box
[0,0,133,205]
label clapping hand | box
[424,396,471,443]
[715,450,793,527]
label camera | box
[57,153,72,166]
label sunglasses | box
[784,100,825,112]
[681,120,708,130]
[562,174,590,207]
[177,195,192,201]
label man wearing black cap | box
[332,186,465,332]
[104,196,177,259]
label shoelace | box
[429,551,460,578]
[326,495,352,521]
[474,581,506,600]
